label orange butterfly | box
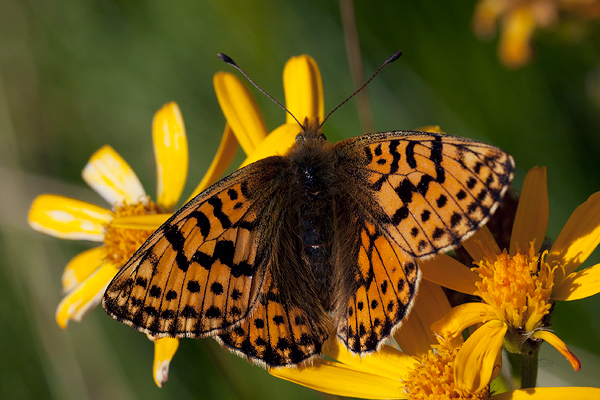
[103,56,514,368]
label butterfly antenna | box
[320,51,402,129]
[217,53,304,128]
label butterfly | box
[103,111,514,367]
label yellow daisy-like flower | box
[28,102,187,387]
[473,0,600,68]
[271,280,599,399]
[431,166,600,388]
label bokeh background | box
[1,1,600,399]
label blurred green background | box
[1,0,600,398]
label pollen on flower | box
[103,197,160,266]
[404,342,488,400]
[473,242,554,333]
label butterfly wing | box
[103,157,283,338]
[332,130,514,352]
[216,270,330,367]
[332,208,422,353]
[103,155,329,366]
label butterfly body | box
[104,119,514,367]
[285,121,339,311]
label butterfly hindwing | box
[103,158,286,338]
[216,271,330,367]
[335,217,421,352]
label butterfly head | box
[295,117,326,144]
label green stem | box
[519,350,538,389]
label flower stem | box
[520,350,538,388]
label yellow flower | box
[28,102,187,387]
[473,0,600,68]
[271,280,599,399]
[432,166,600,385]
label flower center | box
[404,342,488,399]
[473,242,554,333]
[104,198,160,266]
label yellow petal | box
[111,213,171,230]
[82,145,146,205]
[510,166,548,256]
[498,7,536,69]
[430,302,498,339]
[419,253,479,295]
[416,125,442,133]
[61,246,107,292]
[552,263,600,301]
[214,71,267,155]
[283,55,324,124]
[493,387,600,400]
[322,336,416,381]
[270,358,408,399]
[187,123,238,201]
[152,337,179,388]
[462,225,501,264]
[548,191,600,280]
[395,280,453,357]
[532,330,581,371]
[455,320,506,393]
[153,102,188,212]
[56,262,120,328]
[28,194,113,241]
[240,123,300,167]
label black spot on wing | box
[190,210,211,238]
[395,179,416,204]
[227,188,238,201]
[405,141,417,169]
[208,196,231,229]
[431,136,445,183]
[163,224,190,272]
[388,140,401,174]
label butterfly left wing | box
[103,156,311,339]
[332,130,514,352]
[103,155,330,367]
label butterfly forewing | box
[335,131,514,258]
[103,160,283,337]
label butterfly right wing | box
[332,130,514,353]
[103,157,286,338]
